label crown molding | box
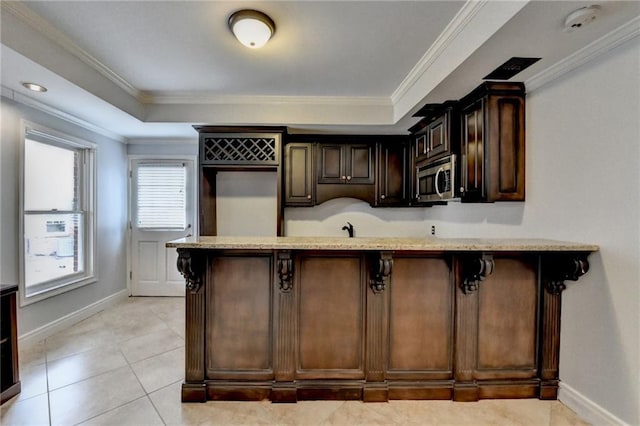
[0,1,397,112]
[140,92,392,107]
[526,15,640,93]
[2,85,127,143]
[1,1,141,100]
[126,138,198,145]
[390,0,488,105]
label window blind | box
[137,164,186,229]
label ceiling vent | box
[564,5,601,32]
[483,57,541,80]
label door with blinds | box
[130,158,195,296]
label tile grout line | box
[145,379,184,426]
[44,339,52,426]
[121,313,171,425]
[70,395,150,426]
[71,326,156,426]
[59,347,152,425]
[147,309,174,426]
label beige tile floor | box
[1,297,590,426]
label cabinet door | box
[285,143,314,206]
[426,114,449,160]
[376,142,407,205]
[317,144,344,184]
[206,255,273,380]
[459,83,525,203]
[296,254,366,380]
[486,95,525,201]
[347,144,375,184]
[387,257,453,382]
[474,257,538,382]
[317,143,374,185]
[461,99,485,201]
[414,130,428,164]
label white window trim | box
[19,120,97,306]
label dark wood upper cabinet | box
[426,112,450,160]
[411,101,458,165]
[317,143,374,185]
[459,82,525,202]
[284,143,314,206]
[375,141,408,206]
[315,142,376,205]
[194,126,286,235]
[414,128,429,165]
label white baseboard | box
[559,382,630,426]
[18,289,129,347]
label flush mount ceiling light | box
[228,9,275,49]
[21,82,47,93]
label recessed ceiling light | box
[21,82,48,93]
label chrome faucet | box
[342,222,354,238]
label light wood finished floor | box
[1,297,590,425]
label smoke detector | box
[564,5,601,32]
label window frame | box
[135,162,188,231]
[19,121,97,306]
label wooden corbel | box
[176,248,204,293]
[277,251,294,293]
[460,253,494,294]
[370,251,393,294]
[543,253,590,295]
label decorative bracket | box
[543,253,590,295]
[277,251,293,293]
[460,253,494,294]
[177,248,204,294]
[370,251,393,294]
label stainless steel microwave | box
[415,154,456,203]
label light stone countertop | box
[166,236,598,252]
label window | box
[21,122,96,304]
[136,163,187,230]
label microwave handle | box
[435,167,444,198]
[451,154,456,196]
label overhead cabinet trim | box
[199,132,282,166]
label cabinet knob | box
[341,175,346,180]
[381,195,386,200]
[460,187,465,193]
[307,194,312,200]
[346,176,352,181]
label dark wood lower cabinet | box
[1,284,21,405]
[386,256,454,400]
[178,248,589,403]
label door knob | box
[307,194,312,200]
[381,195,386,200]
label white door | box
[130,158,195,296]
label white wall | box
[285,38,640,424]
[217,171,278,237]
[126,140,197,157]
[286,199,430,237]
[525,39,638,426]
[1,97,128,336]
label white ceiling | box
[1,1,639,141]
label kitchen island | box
[167,236,597,403]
